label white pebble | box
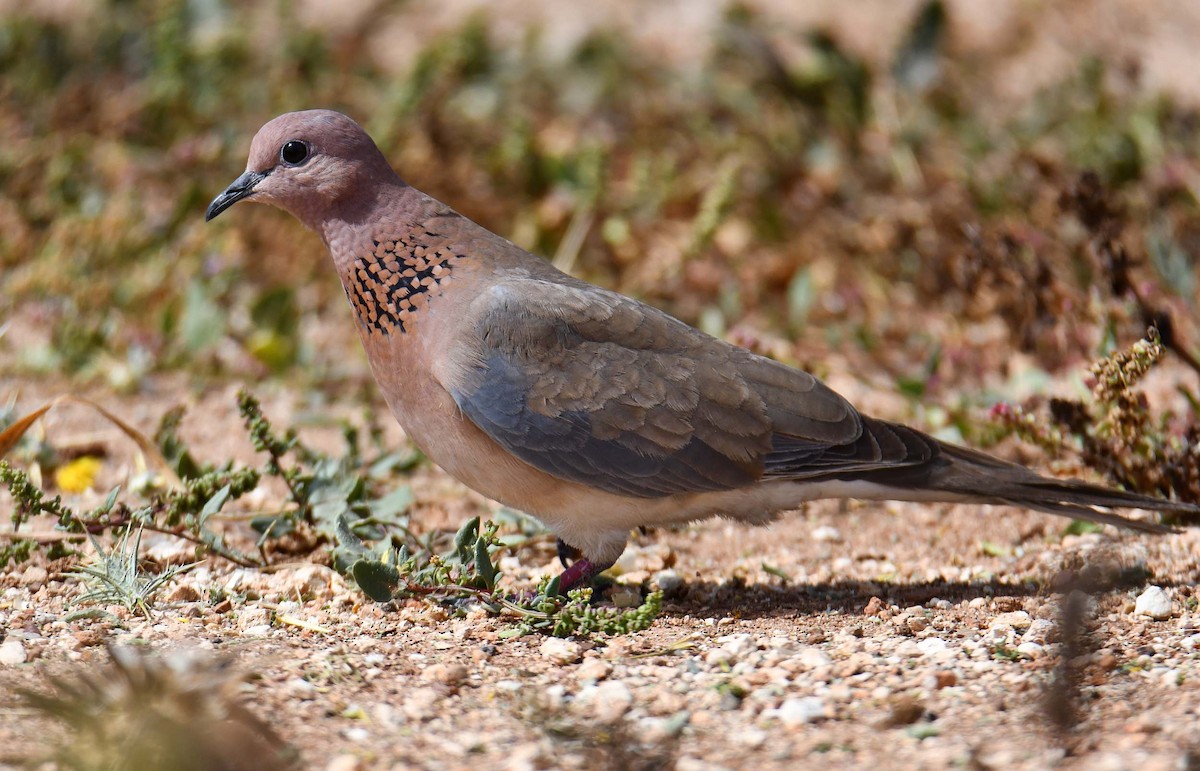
[540,637,582,664]
[1134,586,1173,620]
[989,611,1032,631]
[917,637,948,657]
[1022,619,1056,644]
[324,755,364,771]
[577,658,612,682]
[811,525,842,543]
[587,681,634,722]
[795,646,831,669]
[652,569,682,593]
[287,677,318,698]
[776,696,826,726]
[0,639,26,666]
[1016,642,1044,659]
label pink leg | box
[556,556,616,593]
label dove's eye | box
[280,140,309,166]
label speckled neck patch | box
[344,235,460,336]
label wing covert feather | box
[446,279,933,498]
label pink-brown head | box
[206,110,400,229]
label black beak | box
[205,170,269,221]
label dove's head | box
[206,110,400,228]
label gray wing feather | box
[448,279,933,498]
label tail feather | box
[926,442,1194,535]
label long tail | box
[922,442,1195,534]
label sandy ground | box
[1,363,1198,770]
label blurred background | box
[1,0,1198,438]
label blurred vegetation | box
[2,0,1197,399]
[1,0,1198,642]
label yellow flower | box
[55,456,102,493]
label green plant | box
[70,527,195,618]
[992,328,1199,515]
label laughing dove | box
[207,110,1195,591]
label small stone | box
[541,684,567,711]
[237,606,270,629]
[776,696,826,726]
[1022,619,1055,644]
[609,585,642,608]
[989,611,1032,631]
[324,755,364,771]
[811,525,842,542]
[705,647,733,667]
[927,670,957,689]
[401,687,440,721]
[734,727,768,747]
[906,615,930,634]
[284,565,331,600]
[588,681,634,722]
[243,624,273,636]
[1016,642,1044,659]
[916,637,948,657]
[20,566,48,589]
[577,658,612,682]
[424,663,468,685]
[286,677,318,698]
[1134,586,1173,620]
[651,569,683,594]
[795,647,831,669]
[169,584,201,603]
[879,695,925,727]
[0,639,27,666]
[540,637,582,665]
[863,597,884,616]
[718,634,756,659]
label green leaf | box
[475,536,497,590]
[180,282,225,353]
[453,516,480,563]
[198,484,231,527]
[250,514,296,538]
[980,540,1010,557]
[102,485,122,511]
[351,559,401,602]
[368,485,413,522]
[368,449,423,479]
[308,458,361,529]
[762,563,791,581]
[787,267,814,328]
[1063,519,1105,536]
